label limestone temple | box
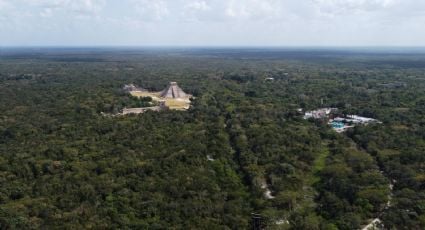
[160,82,189,99]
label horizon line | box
[2,45,425,49]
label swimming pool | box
[331,121,345,129]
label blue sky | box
[0,0,424,46]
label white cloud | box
[313,0,395,15]
[0,0,425,46]
[224,0,280,20]
[0,0,9,8]
[0,0,16,26]
[0,0,13,12]
[24,0,104,16]
[39,7,52,17]
[134,0,169,21]
[179,1,208,22]
[70,0,105,15]
[184,0,210,11]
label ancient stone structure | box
[123,84,145,92]
[160,82,190,99]
[121,106,162,115]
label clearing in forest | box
[128,82,192,110]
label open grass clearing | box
[130,91,191,110]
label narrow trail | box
[362,181,394,230]
[344,136,395,230]
[362,218,382,230]
[361,180,394,230]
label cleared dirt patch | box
[130,91,161,100]
[164,99,191,110]
[130,91,191,110]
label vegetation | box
[0,48,424,229]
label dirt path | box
[362,218,382,230]
[360,178,394,230]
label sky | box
[0,0,424,47]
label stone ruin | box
[122,83,145,92]
[160,82,190,99]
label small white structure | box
[123,84,145,92]
[120,107,162,115]
[261,181,275,199]
[304,108,337,119]
[275,219,290,225]
[329,115,381,133]
[207,155,215,161]
[347,115,381,124]
[332,115,381,125]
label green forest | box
[0,48,424,229]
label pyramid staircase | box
[160,82,189,99]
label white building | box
[303,108,337,119]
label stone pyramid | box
[160,82,189,99]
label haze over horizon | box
[1,0,424,47]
